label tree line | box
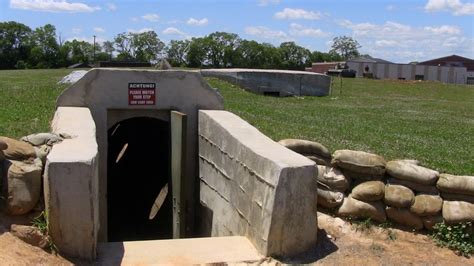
[0,21,361,70]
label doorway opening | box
[107,117,171,242]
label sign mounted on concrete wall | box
[128,83,156,105]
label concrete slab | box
[96,236,263,265]
[201,68,330,96]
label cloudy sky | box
[1,0,473,63]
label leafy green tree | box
[114,31,164,62]
[30,24,60,68]
[186,37,210,67]
[102,41,115,60]
[310,51,343,62]
[0,21,32,69]
[329,36,361,60]
[278,42,311,70]
[206,32,241,67]
[166,40,190,67]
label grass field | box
[0,69,473,175]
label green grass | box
[0,69,472,174]
[207,77,474,175]
[0,69,70,138]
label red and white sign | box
[128,83,156,105]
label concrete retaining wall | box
[201,68,330,96]
[44,107,99,260]
[198,110,317,257]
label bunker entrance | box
[107,117,172,242]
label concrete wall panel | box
[201,68,330,96]
[198,110,317,257]
[44,107,99,260]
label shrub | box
[15,60,27,69]
[431,222,474,257]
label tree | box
[310,51,343,63]
[278,42,311,70]
[166,40,190,67]
[0,21,32,69]
[102,41,115,60]
[329,36,361,60]
[114,31,164,62]
[186,37,210,67]
[30,24,60,68]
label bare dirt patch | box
[308,212,473,265]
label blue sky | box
[1,0,473,63]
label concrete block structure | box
[44,69,320,260]
[198,110,318,257]
[44,107,99,259]
[201,68,330,96]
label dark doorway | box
[107,117,172,242]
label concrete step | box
[96,236,263,265]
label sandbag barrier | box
[0,133,64,216]
[279,139,474,231]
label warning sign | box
[128,83,156,105]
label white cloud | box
[162,27,188,38]
[274,8,322,20]
[424,25,461,34]
[130,17,139,22]
[258,0,280,6]
[127,28,154,34]
[187,18,208,26]
[245,26,288,40]
[340,19,469,62]
[142,13,159,22]
[424,0,474,16]
[106,3,116,11]
[72,27,82,34]
[93,27,105,33]
[289,23,329,38]
[10,0,100,12]
[386,5,395,11]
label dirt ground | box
[0,211,472,265]
[294,212,473,265]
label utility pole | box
[93,35,96,64]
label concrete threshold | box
[96,236,263,265]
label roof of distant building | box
[348,57,393,64]
[419,54,474,71]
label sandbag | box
[441,192,474,203]
[384,184,415,208]
[410,194,443,216]
[337,196,386,222]
[317,188,344,209]
[306,155,331,166]
[387,178,439,194]
[386,160,439,185]
[386,207,423,230]
[316,165,350,192]
[422,215,444,231]
[0,139,7,150]
[331,150,386,177]
[5,159,42,215]
[396,159,420,165]
[0,137,36,161]
[437,174,474,196]
[34,145,51,165]
[351,181,385,202]
[278,139,331,159]
[442,201,474,224]
[20,133,63,146]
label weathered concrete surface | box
[96,236,262,265]
[56,69,223,242]
[44,107,99,260]
[201,68,330,96]
[198,110,317,257]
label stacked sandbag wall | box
[279,139,474,231]
[0,134,64,215]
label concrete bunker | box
[45,69,318,261]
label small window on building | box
[415,75,424,81]
[467,77,474,85]
[398,77,406,80]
